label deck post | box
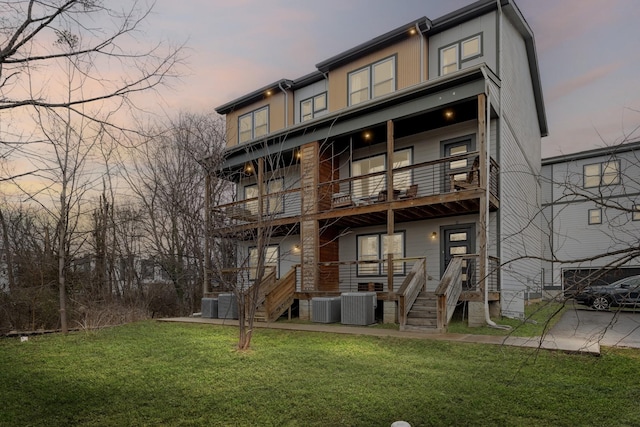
[386,120,395,294]
[477,94,487,299]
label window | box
[267,178,283,214]
[238,106,269,144]
[439,34,483,76]
[351,149,412,198]
[373,58,394,98]
[249,245,279,280]
[584,160,620,188]
[588,208,602,225]
[633,204,640,221]
[357,232,405,276]
[441,45,458,76]
[392,149,412,190]
[244,184,259,215]
[461,35,481,60]
[382,233,404,274]
[352,154,386,198]
[348,57,395,106]
[301,93,327,122]
[244,178,284,216]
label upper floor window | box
[244,178,284,216]
[583,160,620,188]
[351,148,412,198]
[440,34,482,76]
[633,204,640,221]
[588,208,602,225]
[301,93,327,122]
[238,106,268,144]
[349,57,396,106]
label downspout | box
[278,81,291,127]
[479,1,509,330]
[415,19,431,83]
[415,22,424,83]
[480,68,508,330]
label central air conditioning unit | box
[217,293,238,319]
[341,292,377,326]
[201,298,218,318]
[311,297,341,323]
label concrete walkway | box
[159,316,601,355]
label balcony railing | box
[319,152,499,211]
[213,152,499,221]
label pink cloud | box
[546,62,623,103]
[529,0,621,52]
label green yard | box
[1,321,639,426]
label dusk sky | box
[145,0,640,158]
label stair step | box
[407,311,438,319]
[412,300,437,308]
[406,317,438,327]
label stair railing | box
[254,267,297,322]
[397,257,427,330]
[435,256,465,331]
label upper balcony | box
[212,151,499,237]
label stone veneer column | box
[300,142,319,303]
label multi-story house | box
[207,0,547,330]
[541,140,640,296]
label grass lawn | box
[447,301,568,336]
[1,321,639,426]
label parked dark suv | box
[574,275,640,310]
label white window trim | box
[440,44,458,76]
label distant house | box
[206,0,548,329]
[541,140,640,295]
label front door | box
[442,136,474,192]
[441,224,476,290]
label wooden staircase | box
[253,268,296,323]
[404,290,439,330]
[398,256,465,333]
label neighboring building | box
[541,140,640,296]
[208,0,547,329]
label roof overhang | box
[542,140,640,165]
[215,79,294,115]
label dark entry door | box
[441,224,476,290]
[442,137,474,192]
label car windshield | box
[611,276,640,289]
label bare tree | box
[207,143,304,350]
[0,0,183,180]
[124,112,226,315]
[0,0,184,332]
